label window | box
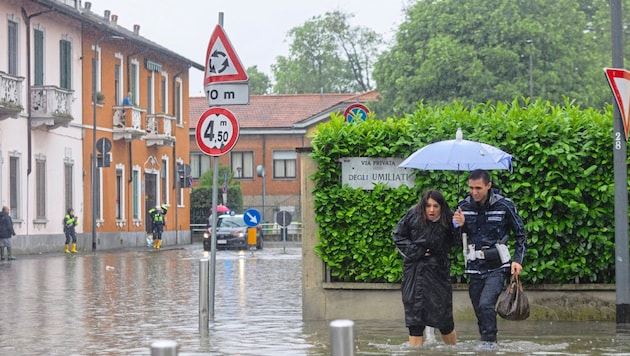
[161,157,169,206]
[177,159,185,206]
[115,64,121,105]
[36,156,46,219]
[9,154,20,219]
[8,19,18,75]
[132,168,140,220]
[131,59,139,104]
[34,28,44,85]
[161,76,167,113]
[60,39,72,89]
[147,75,154,114]
[190,152,211,179]
[231,151,254,179]
[115,167,124,220]
[175,78,183,125]
[64,161,73,212]
[273,150,297,179]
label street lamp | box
[92,35,124,252]
[526,39,533,102]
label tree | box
[272,11,383,94]
[246,65,272,95]
[373,0,610,118]
[190,165,243,224]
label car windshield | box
[217,216,245,228]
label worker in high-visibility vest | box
[148,205,168,250]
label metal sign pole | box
[610,0,630,326]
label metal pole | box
[150,340,178,356]
[526,39,533,101]
[610,0,630,326]
[209,157,219,320]
[207,11,225,321]
[91,41,98,252]
[330,319,354,356]
[199,259,209,332]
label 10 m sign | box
[195,107,240,156]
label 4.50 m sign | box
[196,107,240,156]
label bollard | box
[150,339,178,356]
[199,259,209,332]
[330,319,354,356]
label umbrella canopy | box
[210,204,231,213]
[399,128,513,172]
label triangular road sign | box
[605,67,630,140]
[204,24,248,87]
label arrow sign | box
[204,24,248,88]
[243,208,261,227]
[604,67,630,140]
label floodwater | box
[0,243,629,355]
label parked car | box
[204,214,263,250]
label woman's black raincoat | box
[392,207,459,330]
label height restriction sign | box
[196,107,240,156]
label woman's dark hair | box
[415,189,453,229]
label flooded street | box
[0,243,629,355]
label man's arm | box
[505,200,527,275]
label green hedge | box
[310,99,621,285]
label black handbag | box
[496,275,530,320]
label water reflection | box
[0,246,629,355]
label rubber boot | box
[7,247,15,260]
[153,239,157,249]
[156,239,161,250]
[1,246,5,260]
[71,243,78,253]
[65,244,70,253]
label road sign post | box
[201,17,251,326]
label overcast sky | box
[89,0,410,96]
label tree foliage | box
[373,0,613,118]
[272,11,382,94]
[310,101,617,284]
[190,165,243,224]
[246,65,271,95]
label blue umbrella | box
[399,128,513,172]
[399,128,513,268]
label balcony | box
[30,85,74,129]
[145,113,175,147]
[0,71,24,120]
[113,106,147,141]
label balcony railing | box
[0,71,24,120]
[30,85,74,128]
[145,113,175,146]
[112,106,147,141]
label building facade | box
[0,0,202,253]
[188,92,378,224]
